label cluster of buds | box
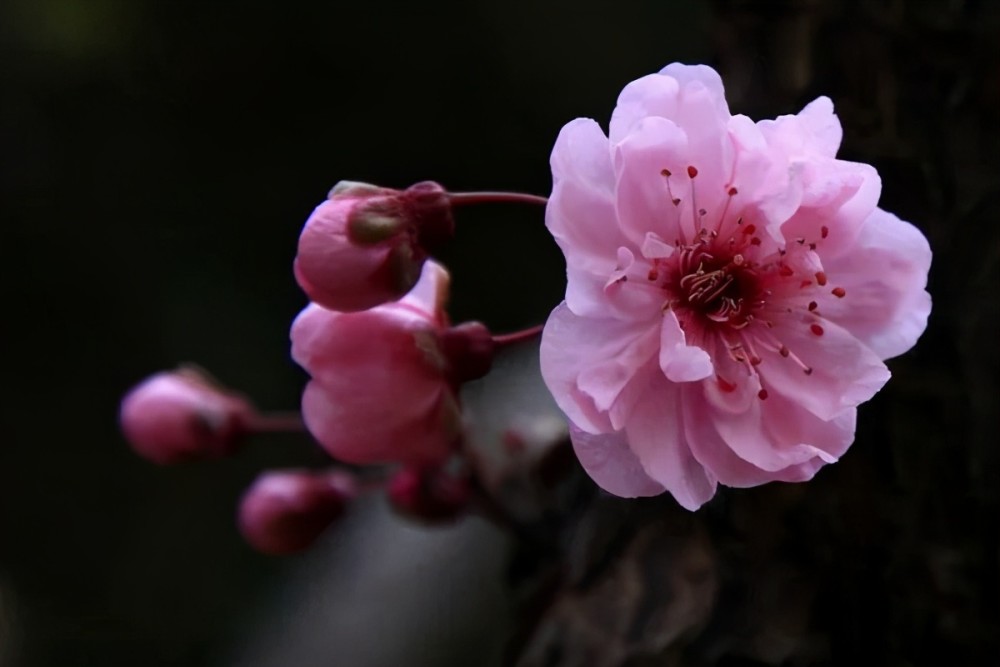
[120,180,546,553]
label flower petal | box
[821,207,932,360]
[398,260,451,322]
[540,303,660,434]
[756,316,890,421]
[710,386,856,472]
[612,116,692,246]
[609,73,681,143]
[660,310,714,382]
[625,376,717,510]
[547,118,625,275]
[757,96,842,160]
[570,423,665,498]
[681,388,828,486]
[302,380,456,465]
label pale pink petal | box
[797,96,842,157]
[541,303,659,434]
[681,389,826,487]
[539,304,619,433]
[641,231,674,259]
[547,119,625,274]
[728,115,802,226]
[700,336,759,415]
[757,96,842,159]
[607,357,661,431]
[577,324,660,412]
[551,117,616,188]
[570,424,664,498]
[780,160,881,258]
[659,310,714,382]
[659,63,730,117]
[612,116,692,246]
[564,261,658,320]
[609,73,680,143]
[821,207,932,360]
[625,376,717,510]
[710,387,856,472]
[660,73,735,220]
[756,317,890,422]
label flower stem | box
[492,324,544,348]
[245,411,306,434]
[448,191,548,207]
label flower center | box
[675,247,760,330]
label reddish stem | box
[492,324,545,348]
[448,191,548,207]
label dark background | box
[1,1,998,665]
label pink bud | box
[294,180,454,312]
[238,469,357,555]
[387,466,471,523]
[440,322,495,383]
[291,261,490,466]
[119,369,256,464]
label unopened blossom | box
[541,63,931,509]
[387,466,471,523]
[238,469,357,554]
[291,260,493,465]
[119,368,256,464]
[294,180,454,312]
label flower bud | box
[291,261,490,466]
[294,180,454,312]
[238,469,357,555]
[119,369,255,464]
[440,322,495,384]
[387,466,471,523]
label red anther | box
[757,389,769,400]
[810,324,825,336]
[661,168,672,177]
[716,375,737,393]
[728,187,738,196]
[832,286,846,298]
[779,265,794,277]
[672,198,681,206]
[687,165,698,178]
[779,345,790,358]
[750,237,762,246]
[800,280,812,288]
[815,271,828,286]
[742,223,757,235]
[647,268,659,281]
[821,225,829,239]
[808,301,818,311]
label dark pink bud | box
[294,180,454,312]
[440,322,495,383]
[238,469,357,555]
[291,261,467,466]
[119,369,255,464]
[387,466,471,523]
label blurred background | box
[1,0,997,665]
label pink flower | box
[294,180,454,312]
[540,63,932,510]
[291,260,493,465]
[238,469,357,554]
[119,368,256,464]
